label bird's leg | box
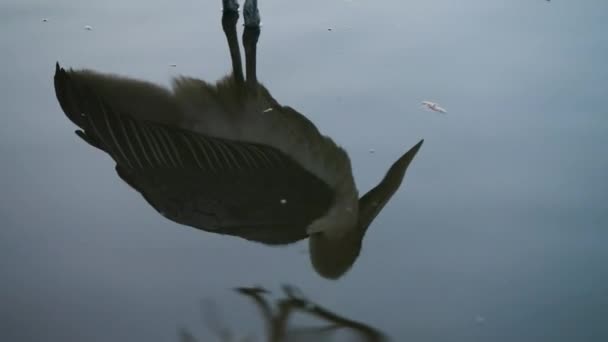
[222,5,244,83]
[243,0,260,28]
[222,0,239,12]
[242,20,260,89]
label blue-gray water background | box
[1,0,607,341]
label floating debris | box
[475,315,485,324]
[84,25,93,31]
[263,107,273,113]
[169,63,177,67]
[42,18,48,22]
[327,27,333,31]
[280,199,287,205]
[421,100,447,113]
[369,148,375,153]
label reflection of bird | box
[54,7,422,279]
[421,100,447,113]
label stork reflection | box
[53,8,423,279]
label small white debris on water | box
[475,315,485,324]
[280,199,287,204]
[369,148,375,153]
[421,100,447,113]
[84,25,93,31]
[263,107,273,113]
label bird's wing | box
[92,106,333,244]
[54,64,334,245]
[54,63,184,127]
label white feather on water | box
[421,100,447,113]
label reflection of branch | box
[235,287,274,325]
[179,285,387,342]
[237,285,387,342]
[279,285,386,342]
[235,286,288,341]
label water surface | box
[2,0,607,341]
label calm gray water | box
[2,0,608,341]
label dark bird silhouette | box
[53,7,422,279]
